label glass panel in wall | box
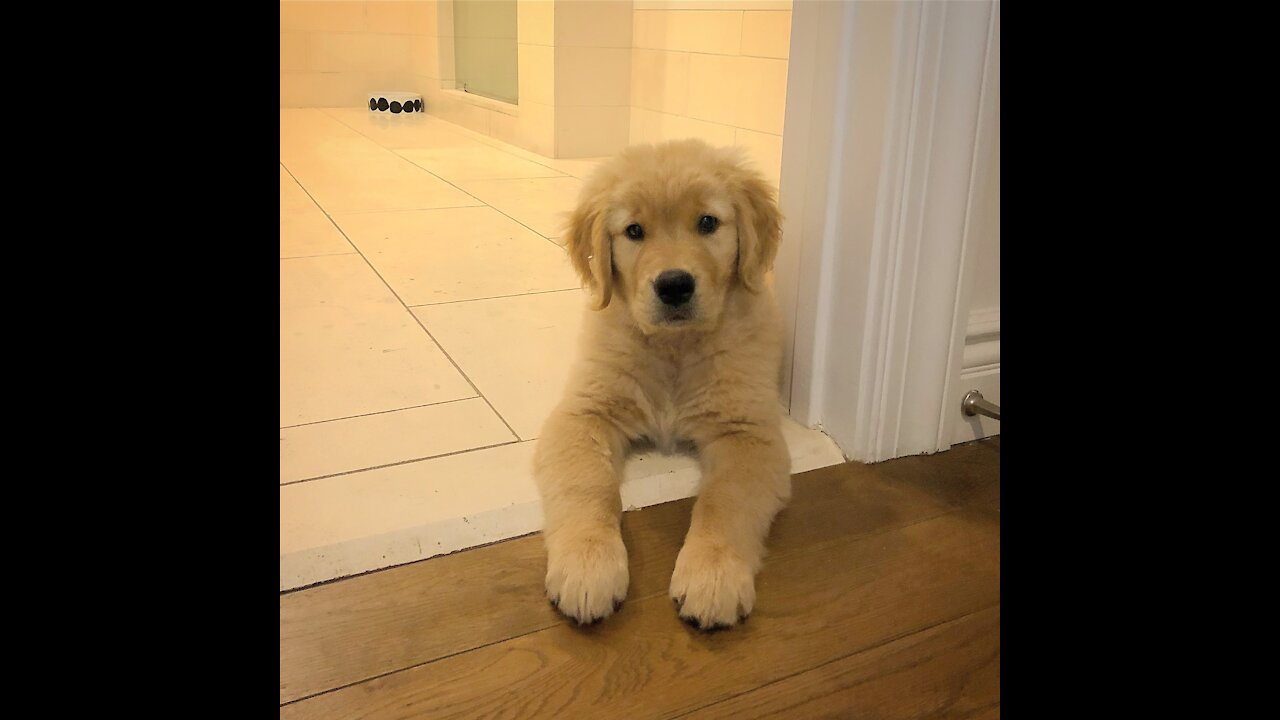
[454,0,518,104]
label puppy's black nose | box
[654,270,696,306]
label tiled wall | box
[280,0,794,173]
[280,1,447,109]
[629,0,792,184]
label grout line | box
[319,110,578,257]
[279,396,478,430]
[669,603,1001,719]
[407,287,580,308]
[279,162,524,442]
[280,439,521,488]
[280,251,359,260]
[323,202,486,215]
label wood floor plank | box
[874,438,1001,513]
[682,605,1000,719]
[281,505,1000,719]
[280,454,984,704]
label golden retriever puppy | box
[535,139,790,630]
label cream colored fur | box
[534,139,790,630]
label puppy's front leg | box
[671,425,791,629]
[535,409,630,625]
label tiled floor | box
[279,108,845,591]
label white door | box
[775,0,1000,462]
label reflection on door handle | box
[962,390,1000,421]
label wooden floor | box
[280,438,1000,719]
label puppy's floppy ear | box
[564,196,613,309]
[733,168,783,293]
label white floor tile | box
[280,208,355,259]
[413,290,589,440]
[322,107,486,150]
[278,109,846,591]
[450,176,583,239]
[282,109,483,213]
[280,254,476,426]
[280,441,543,590]
[280,165,318,212]
[544,157,608,179]
[331,206,579,305]
[292,163,482,214]
[396,145,565,182]
[280,398,516,485]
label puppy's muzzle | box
[654,270,696,307]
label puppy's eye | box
[625,223,644,240]
[697,215,720,234]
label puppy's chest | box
[636,357,711,452]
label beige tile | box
[629,105,657,145]
[365,1,414,34]
[517,43,554,105]
[297,161,482,213]
[280,32,308,72]
[409,1,439,37]
[669,113,736,147]
[734,127,783,188]
[687,53,741,127]
[633,9,741,55]
[554,0,632,48]
[428,92,493,136]
[279,441,542,589]
[516,0,553,45]
[544,156,608,179]
[410,34,441,78]
[451,176,582,238]
[492,100,555,157]
[553,46,631,108]
[437,34,456,81]
[321,106,483,150]
[741,10,792,59]
[636,1,789,9]
[309,32,411,73]
[631,48,689,115]
[737,55,789,134]
[280,254,475,427]
[363,69,419,96]
[282,109,482,212]
[280,398,514,484]
[280,165,318,212]
[555,106,631,158]
[412,290,589,439]
[330,206,579,305]
[396,145,563,181]
[280,206,356,258]
[280,1,366,33]
[631,106,735,147]
[280,71,371,108]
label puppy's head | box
[564,139,781,333]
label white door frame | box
[776,0,1000,463]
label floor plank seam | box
[668,602,1001,719]
[280,623,554,708]
[280,504,983,703]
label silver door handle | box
[962,390,1000,421]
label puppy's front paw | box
[669,540,756,630]
[545,531,629,625]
